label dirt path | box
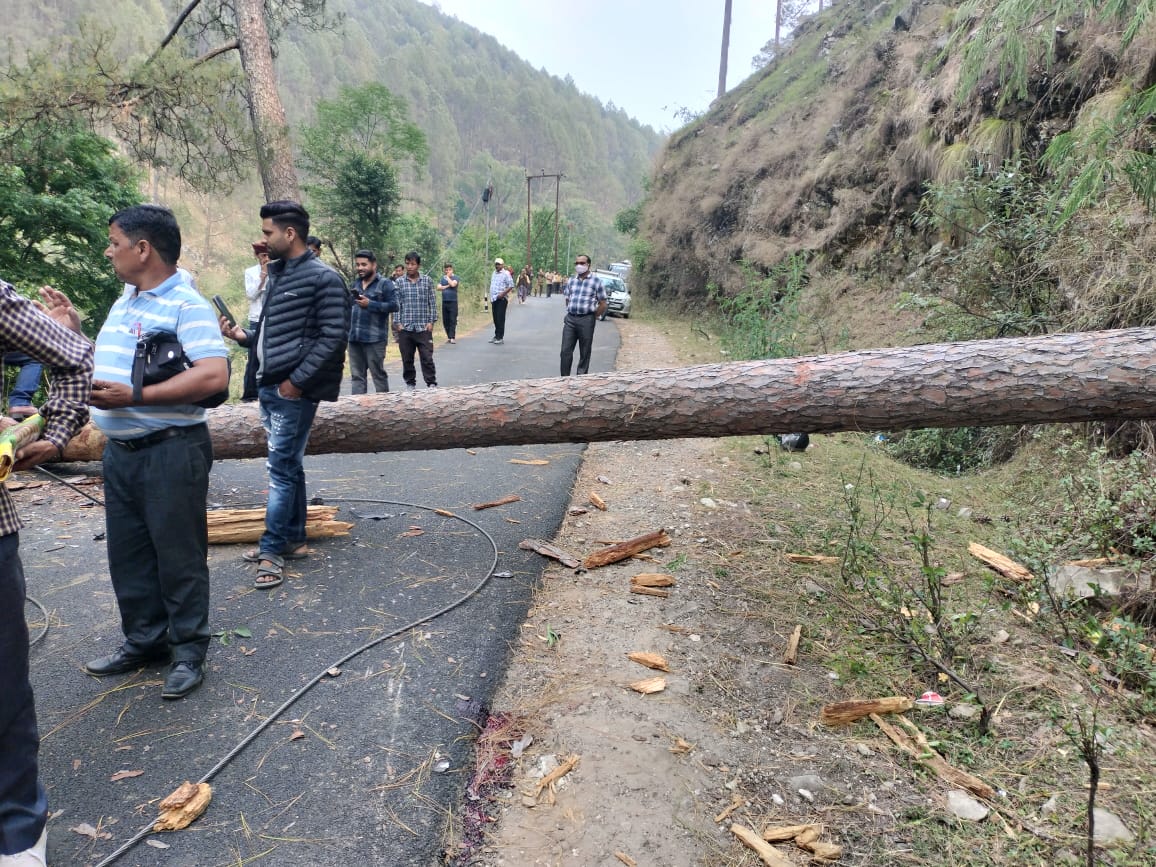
[467,320,862,866]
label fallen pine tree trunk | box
[59,327,1156,462]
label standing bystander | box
[347,250,397,394]
[241,241,269,401]
[438,263,459,344]
[0,280,93,867]
[220,201,348,589]
[78,205,230,701]
[488,258,515,344]
[393,252,438,389]
[560,253,608,376]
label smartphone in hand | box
[212,295,236,328]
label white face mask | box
[575,264,589,275]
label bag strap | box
[132,337,147,405]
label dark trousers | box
[241,320,260,401]
[442,297,458,340]
[560,311,598,376]
[397,329,437,387]
[348,340,389,393]
[491,297,509,340]
[0,533,46,856]
[102,424,213,664]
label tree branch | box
[149,0,205,64]
[195,40,240,66]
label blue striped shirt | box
[91,272,228,439]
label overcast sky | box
[419,0,783,132]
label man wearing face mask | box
[559,254,607,376]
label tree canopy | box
[0,119,140,325]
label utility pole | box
[525,171,563,275]
[718,0,733,99]
[482,183,493,264]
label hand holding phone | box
[212,295,236,328]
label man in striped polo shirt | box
[80,205,229,701]
[559,254,608,376]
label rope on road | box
[90,495,503,867]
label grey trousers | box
[348,340,389,394]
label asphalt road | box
[19,295,621,866]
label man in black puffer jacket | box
[221,201,349,589]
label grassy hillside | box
[636,0,1155,353]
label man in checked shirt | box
[559,253,608,376]
[393,251,438,390]
[0,280,93,867]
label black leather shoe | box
[162,661,204,700]
[85,647,169,676]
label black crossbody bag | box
[132,331,229,408]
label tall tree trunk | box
[775,0,784,49]
[718,0,733,99]
[59,329,1156,461]
[234,0,299,202]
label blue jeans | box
[0,533,47,856]
[3,353,42,409]
[258,384,318,556]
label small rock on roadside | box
[949,703,980,720]
[1039,794,1059,817]
[804,580,827,597]
[786,774,826,794]
[1092,808,1134,845]
[856,743,873,757]
[946,789,989,821]
[993,629,1010,644]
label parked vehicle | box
[593,270,631,319]
[608,261,631,280]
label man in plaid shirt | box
[560,254,608,376]
[392,251,438,390]
[0,280,93,867]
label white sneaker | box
[492,339,504,345]
[0,827,47,866]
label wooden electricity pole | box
[59,328,1156,461]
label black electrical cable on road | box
[90,495,502,867]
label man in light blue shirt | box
[79,205,228,701]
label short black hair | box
[110,205,181,267]
[353,249,376,262]
[259,200,311,237]
[443,262,453,269]
[307,235,322,249]
[576,253,591,264]
[404,251,421,264]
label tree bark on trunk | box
[234,0,299,202]
[59,328,1156,462]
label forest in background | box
[1,0,665,303]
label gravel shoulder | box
[471,320,864,866]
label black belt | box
[567,310,596,316]
[109,425,194,452]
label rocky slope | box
[637,0,1155,341]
